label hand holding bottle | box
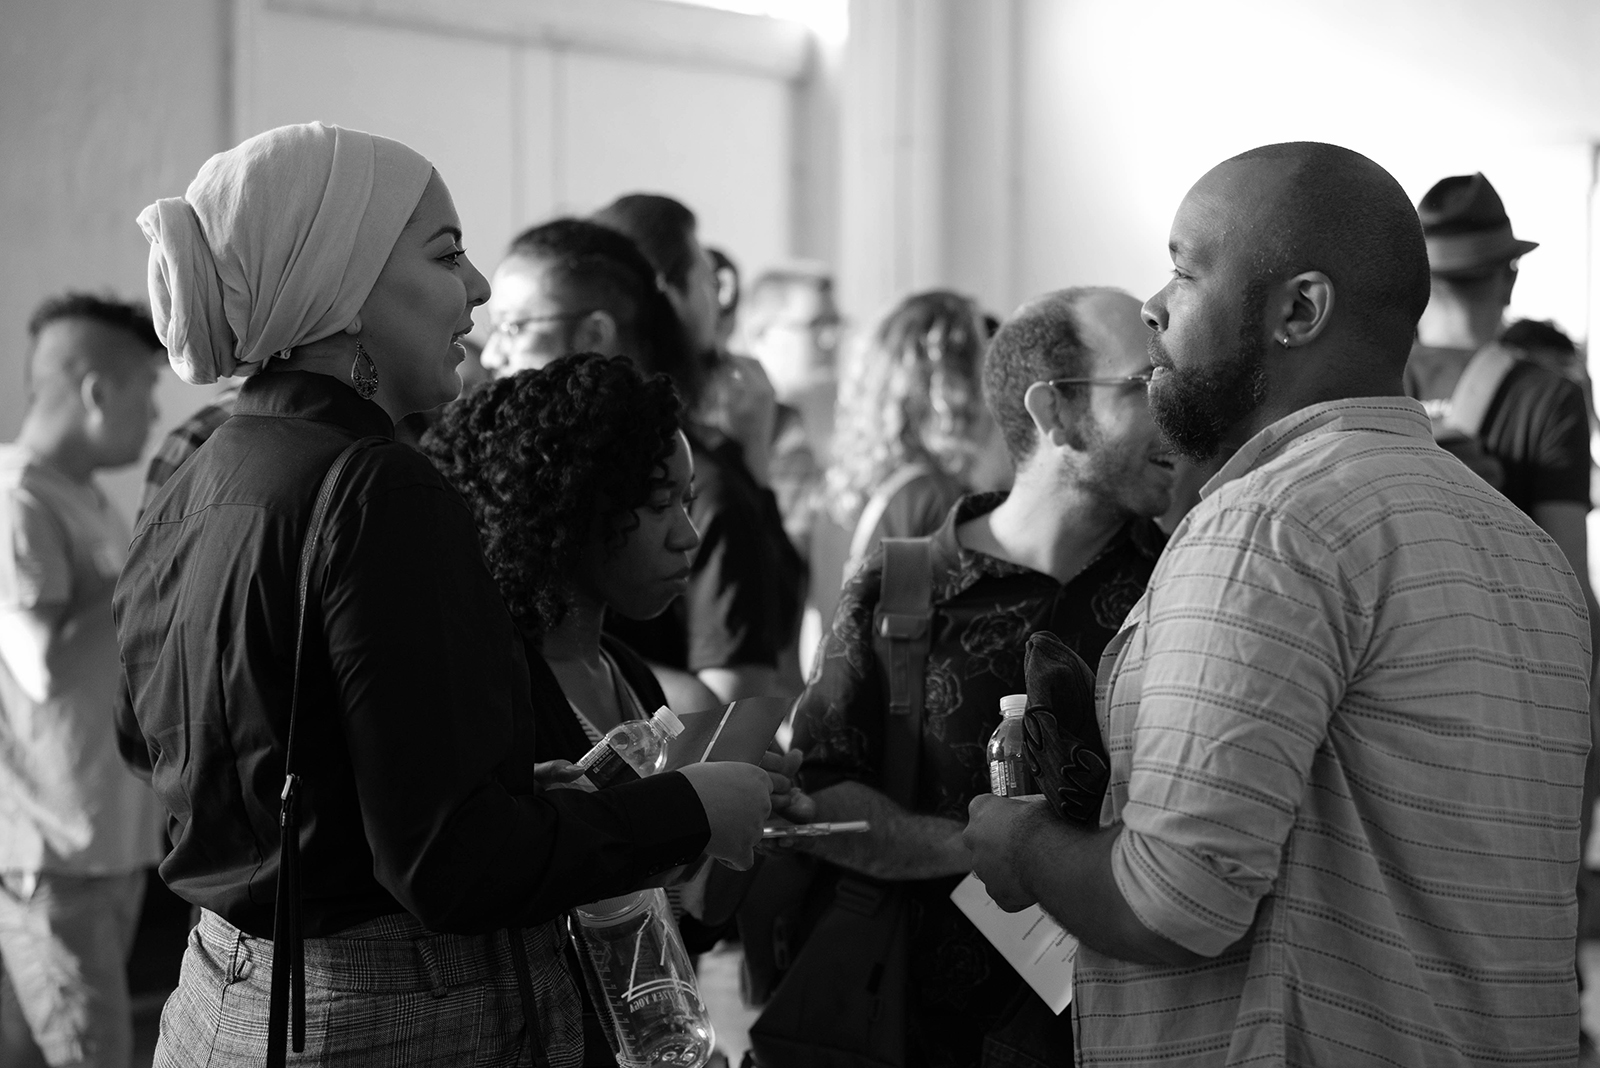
[678,761,772,870]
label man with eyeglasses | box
[785,288,1174,1067]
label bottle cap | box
[999,694,1028,717]
[651,706,686,738]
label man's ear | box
[1275,271,1335,349]
[79,371,108,417]
[1022,381,1071,451]
[570,310,621,356]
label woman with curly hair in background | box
[424,354,700,755]
[804,292,1011,648]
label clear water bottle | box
[987,694,1035,797]
[578,706,685,789]
[571,889,716,1068]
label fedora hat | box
[1417,173,1538,277]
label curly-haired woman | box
[805,291,1011,639]
[423,355,701,757]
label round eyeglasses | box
[489,311,597,339]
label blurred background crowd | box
[6,1,1600,1065]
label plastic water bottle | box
[987,694,1035,797]
[571,889,716,1068]
[578,706,685,789]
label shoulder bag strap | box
[1442,342,1517,438]
[873,537,934,809]
[847,463,932,578]
[267,435,380,1068]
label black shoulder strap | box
[873,537,933,809]
[268,435,380,1068]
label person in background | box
[480,219,695,387]
[593,195,804,703]
[479,219,727,713]
[117,122,778,1067]
[789,288,1172,1067]
[966,141,1592,1067]
[0,293,167,1068]
[737,263,842,554]
[1406,173,1597,634]
[707,246,741,353]
[814,290,1009,638]
[1503,317,1587,383]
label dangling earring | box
[351,340,379,400]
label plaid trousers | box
[154,910,583,1067]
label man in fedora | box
[1407,173,1594,607]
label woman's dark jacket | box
[113,372,708,938]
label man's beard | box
[1147,280,1270,463]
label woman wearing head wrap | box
[115,123,778,1067]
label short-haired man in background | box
[482,214,803,706]
[0,294,167,1068]
[592,195,804,703]
[791,288,1173,1067]
[965,143,1592,1066]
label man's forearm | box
[1010,807,1199,965]
[798,780,969,880]
[966,796,1204,966]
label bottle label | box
[989,759,1017,797]
[988,756,1034,798]
[584,744,643,790]
[625,977,699,1013]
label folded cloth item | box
[1021,631,1109,824]
[137,122,434,384]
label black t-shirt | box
[1405,345,1590,515]
[607,428,804,672]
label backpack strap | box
[267,435,381,1068]
[1442,342,1516,438]
[847,464,932,578]
[873,537,934,808]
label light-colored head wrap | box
[137,122,434,384]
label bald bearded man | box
[964,143,1591,1066]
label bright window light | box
[654,0,848,45]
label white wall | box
[238,0,797,339]
[1,0,813,522]
[0,0,232,520]
[1010,0,1600,338]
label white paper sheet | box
[950,873,1077,1014]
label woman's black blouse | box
[523,632,668,765]
[114,372,709,938]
